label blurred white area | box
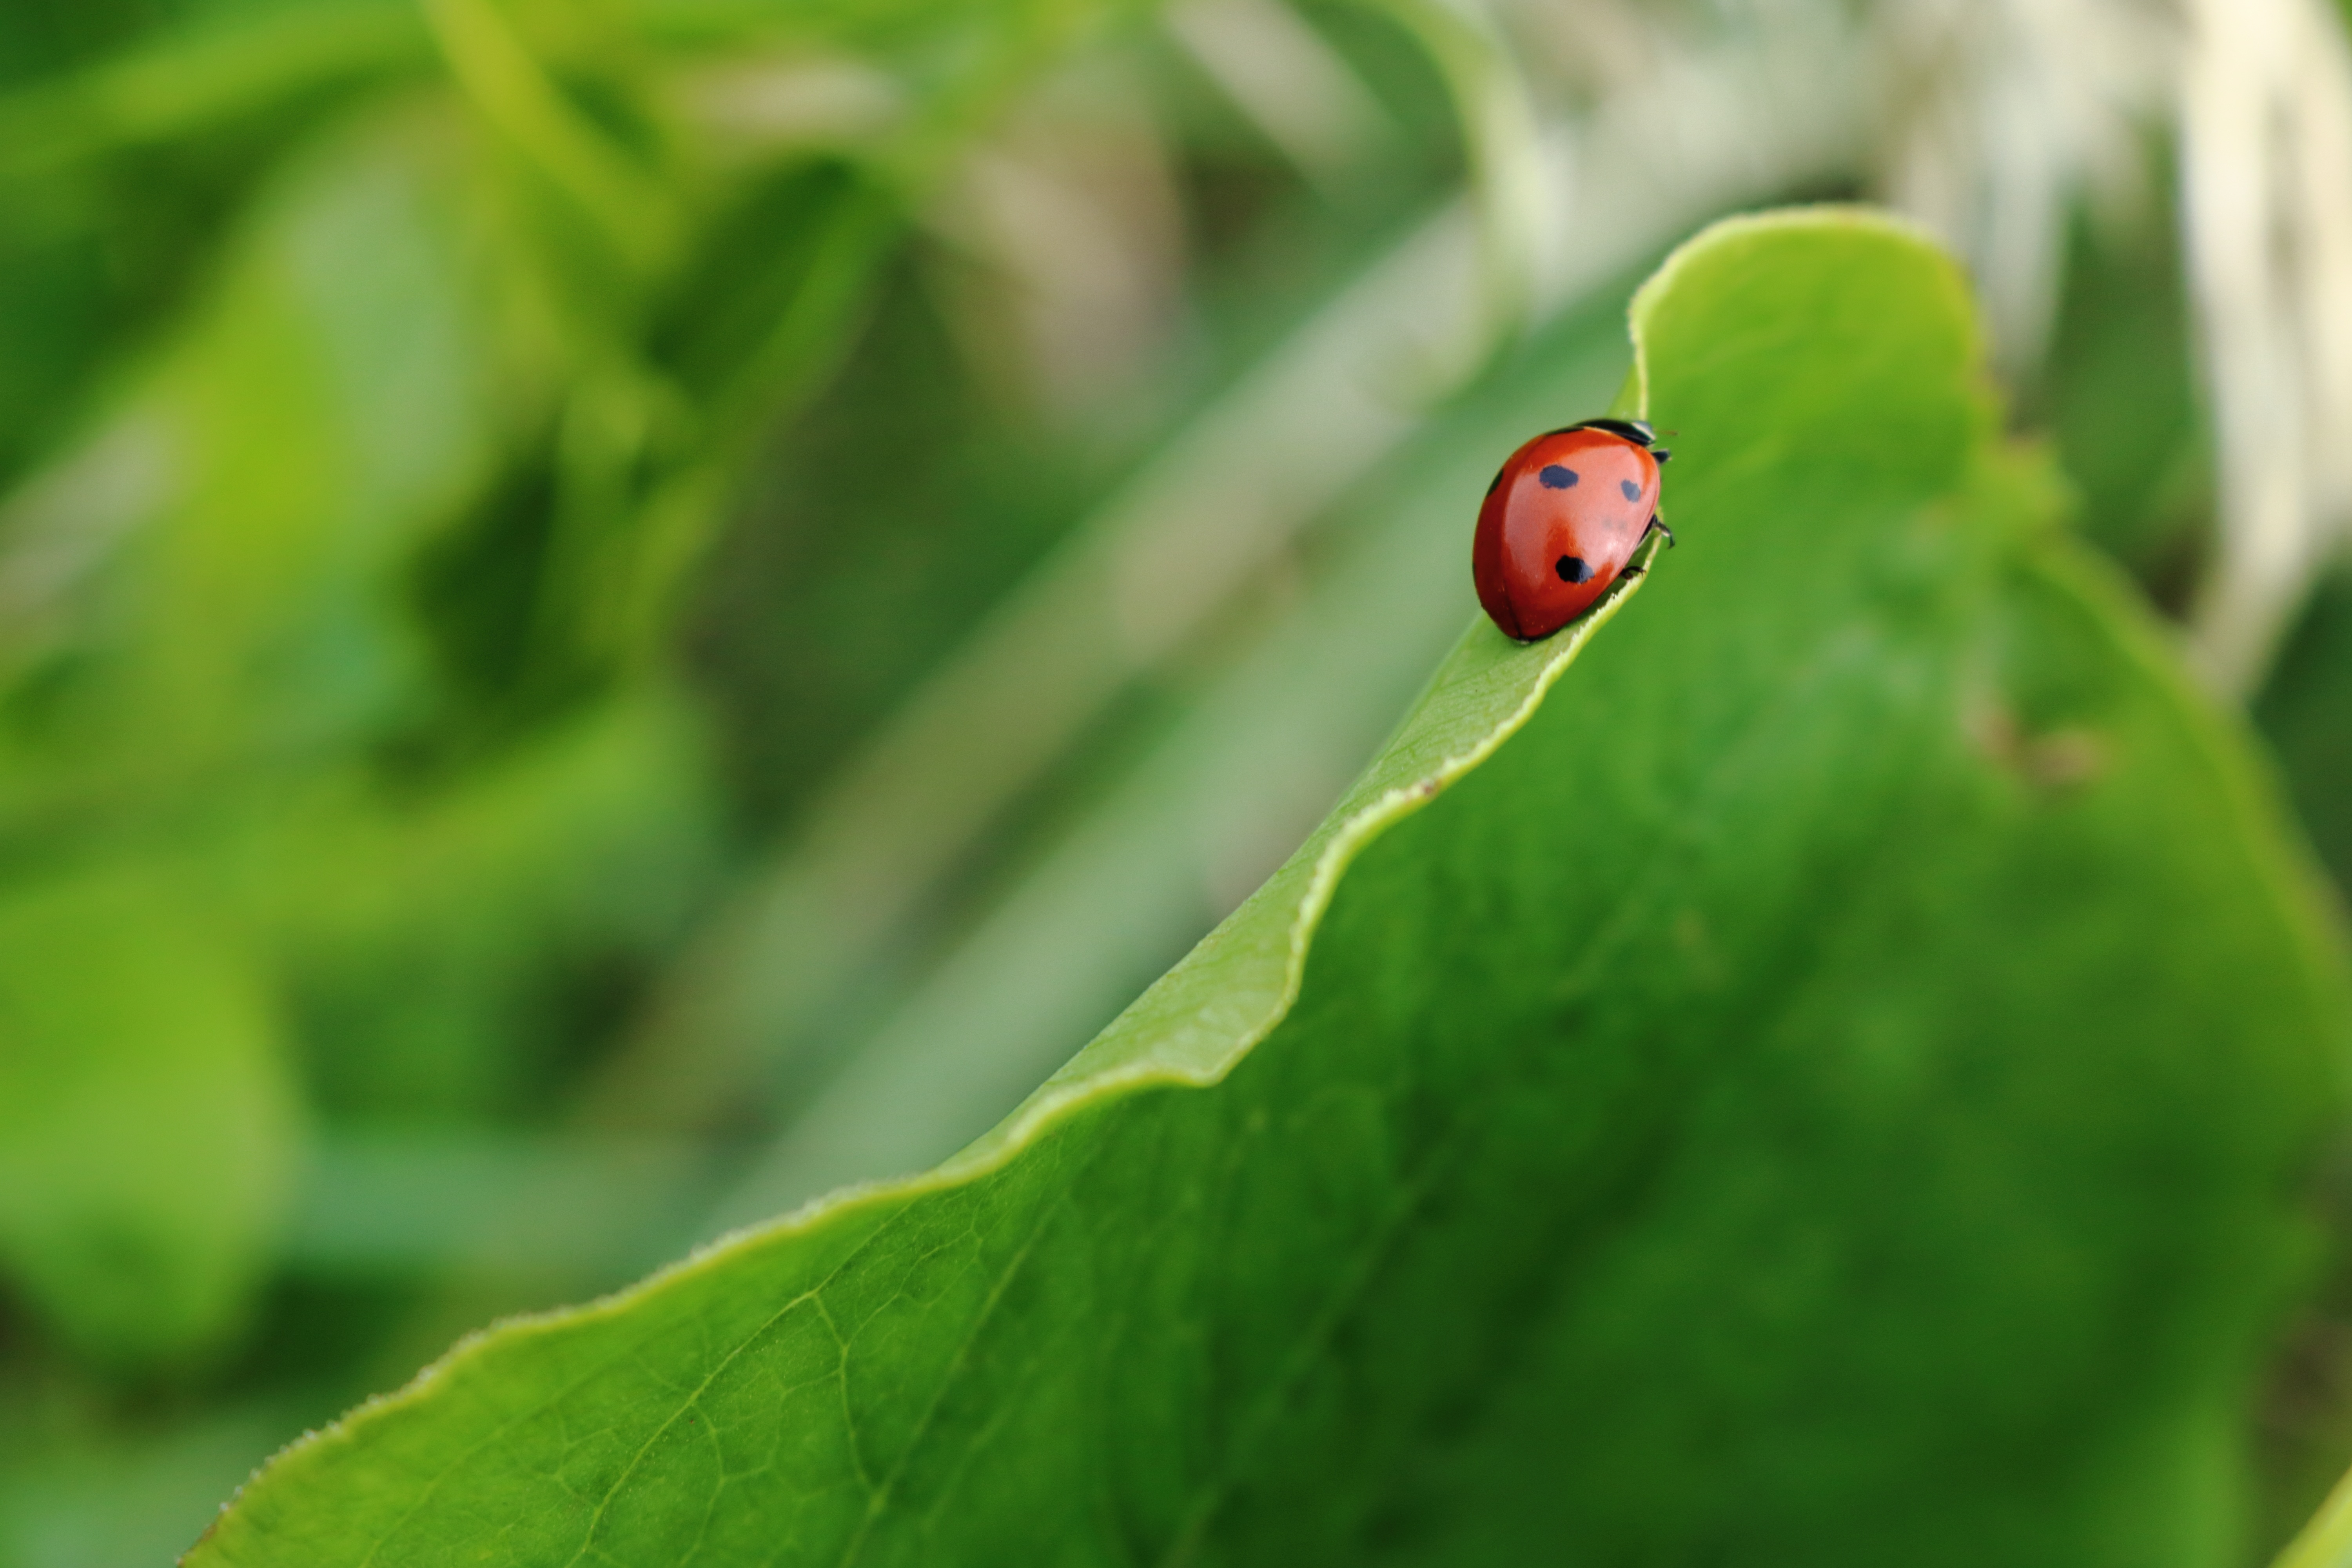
[2178,0,2352,692]
[923,58,1193,422]
[675,53,908,159]
[1166,0,1393,188]
[1870,0,2167,374]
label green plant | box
[182,211,2352,1567]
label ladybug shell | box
[1472,426,1661,641]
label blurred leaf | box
[279,691,721,1121]
[0,3,426,173]
[2276,1454,2352,1568]
[0,1400,305,1568]
[2034,189,2212,601]
[282,1129,715,1281]
[2258,568,2352,905]
[0,103,504,825]
[0,2,438,497]
[0,865,298,1368]
[0,86,722,1278]
[184,211,2348,1566]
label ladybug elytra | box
[1471,417,1673,641]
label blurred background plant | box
[2,0,2352,1562]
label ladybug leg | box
[1620,516,1675,581]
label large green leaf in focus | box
[185,210,2350,1566]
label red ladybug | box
[1472,417,1673,641]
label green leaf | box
[2259,568,2352,904]
[185,209,2350,1566]
[0,865,299,1368]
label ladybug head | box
[1569,417,1656,446]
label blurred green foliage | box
[0,866,293,1369]
[0,1,2345,1564]
[2031,179,2212,605]
[2261,571,2352,906]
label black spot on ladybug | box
[1619,479,1641,501]
[1555,555,1592,583]
[1485,468,1504,497]
[1539,465,1578,489]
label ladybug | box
[1472,417,1673,641]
